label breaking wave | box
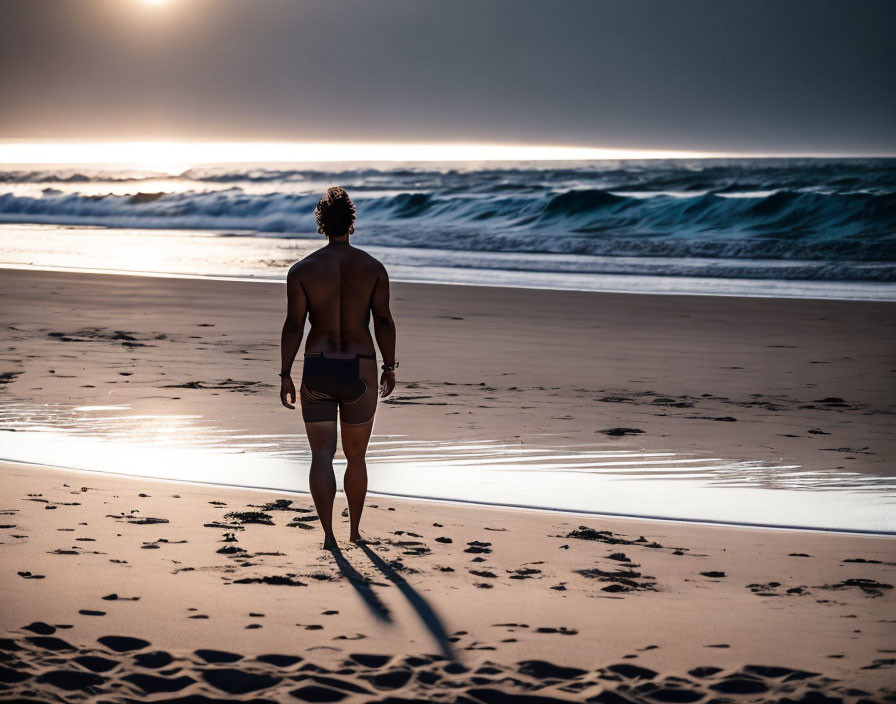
[1,158,894,281]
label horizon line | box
[0,139,892,166]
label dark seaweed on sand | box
[565,526,666,550]
[223,511,274,525]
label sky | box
[1,0,895,155]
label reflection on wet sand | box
[0,400,893,533]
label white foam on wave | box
[2,225,895,301]
[1,157,895,270]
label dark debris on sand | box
[104,512,170,525]
[161,379,272,394]
[818,578,893,597]
[249,499,314,514]
[223,511,275,525]
[575,566,658,593]
[0,631,888,703]
[564,526,679,553]
[231,575,307,587]
[599,427,645,436]
[47,327,156,346]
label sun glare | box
[0,141,717,168]
[140,0,167,6]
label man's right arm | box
[279,267,307,409]
[371,263,397,397]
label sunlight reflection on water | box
[2,224,894,301]
[0,400,892,533]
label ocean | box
[1,157,895,299]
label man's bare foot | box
[349,532,365,544]
[322,534,338,550]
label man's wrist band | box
[381,361,399,372]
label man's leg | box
[305,420,338,549]
[341,418,374,543]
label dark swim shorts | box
[300,352,378,425]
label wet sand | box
[0,266,895,701]
[0,266,893,479]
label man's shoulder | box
[352,247,386,272]
[286,246,385,280]
[286,255,318,286]
[286,259,306,280]
[287,248,324,275]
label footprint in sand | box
[97,636,151,652]
[25,636,75,651]
[133,651,174,668]
[1,635,875,702]
[195,649,243,663]
[201,669,282,695]
[256,654,303,666]
[73,654,120,673]
[35,670,107,690]
[22,622,56,635]
[518,660,587,680]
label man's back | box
[289,242,385,356]
[279,185,396,549]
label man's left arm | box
[279,271,307,409]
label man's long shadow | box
[327,542,456,661]
[326,544,392,623]
[359,542,456,661]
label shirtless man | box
[279,186,397,549]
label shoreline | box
[4,457,896,538]
[2,229,895,302]
[1,266,893,532]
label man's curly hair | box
[314,186,356,238]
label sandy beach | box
[4,0,896,699]
[1,267,895,702]
[1,267,893,478]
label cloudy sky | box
[1,0,894,154]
